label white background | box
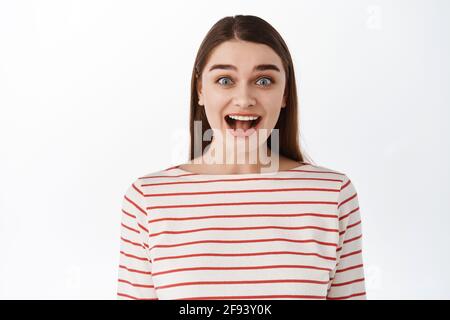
[1,0,449,299]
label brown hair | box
[189,14,313,164]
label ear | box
[281,93,287,108]
[197,77,203,106]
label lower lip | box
[225,117,263,138]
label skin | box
[179,39,302,174]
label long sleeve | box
[326,174,367,300]
[116,179,158,300]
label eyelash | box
[215,76,274,87]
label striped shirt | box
[116,162,367,300]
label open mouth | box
[224,114,263,133]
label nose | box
[233,85,256,108]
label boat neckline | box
[171,162,311,177]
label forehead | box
[205,40,285,73]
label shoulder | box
[127,165,183,187]
[303,162,348,180]
[303,162,361,194]
[122,165,181,203]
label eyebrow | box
[208,64,281,73]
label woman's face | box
[197,39,287,152]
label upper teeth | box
[228,115,259,121]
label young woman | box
[117,15,367,300]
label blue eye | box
[216,76,274,87]
[256,77,273,87]
[217,77,233,86]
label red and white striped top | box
[116,162,367,300]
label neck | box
[193,139,280,174]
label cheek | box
[263,110,282,129]
[262,91,284,107]
[260,97,283,128]
[203,105,226,130]
[202,88,230,128]
[204,89,229,107]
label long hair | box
[189,14,313,164]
